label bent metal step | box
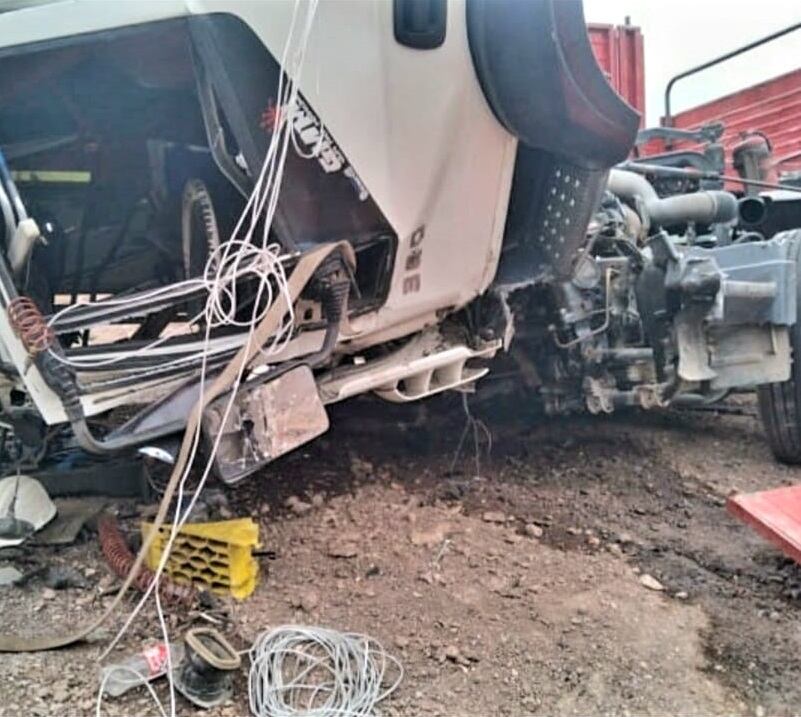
[317,330,501,405]
[727,484,801,564]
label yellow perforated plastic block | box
[141,518,259,600]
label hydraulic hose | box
[607,169,738,228]
[303,260,350,368]
[647,191,739,227]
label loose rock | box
[482,511,506,524]
[290,588,320,612]
[444,644,461,661]
[524,524,543,538]
[43,565,89,590]
[410,523,451,548]
[286,496,313,515]
[639,574,664,592]
[0,566,22,586]
[350,456,374,481]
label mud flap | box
[467,0,640,166]
[469,0,641,289]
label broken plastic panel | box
[201,365,329,484]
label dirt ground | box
[1,392,800,716]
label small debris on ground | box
[326,539,359,558]
[409,523,451,548]
[285,495,313,515]
[482,510,506,523]
[524,523,544,538]
[289,588,320,613]
[0,565,22,586]
[639,573,665,592]
[42,565,90,590]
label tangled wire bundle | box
[248,625,403,717]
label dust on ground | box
[1,393,800,716]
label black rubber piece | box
[758,229,801,463]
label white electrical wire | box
[95,3,323,716]
[46,240,293,372]
[249,626,403,717]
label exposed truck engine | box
[0,0,797,491]
[502,167,796,417]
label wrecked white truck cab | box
[0,0,798,484]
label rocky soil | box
[1,393,800,716]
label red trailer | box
[588,21,801,182]
[587,23,646,123]
[666,68,801,176]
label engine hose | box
[306,272,350,367]
[35,351,182,456]
[607,169,738,228]
[0,240,355,652]
[98,514,195,607]
[647,191,739,227]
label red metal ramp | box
[728,485,801,564]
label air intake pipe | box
[738,196,767,226]
[608,169,738,228]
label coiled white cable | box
[249,626,403,717]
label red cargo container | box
[587,23,646,124]
[589,20,801,180]
[667,68,801,174]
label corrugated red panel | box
[588,23,617,85]
[653,68,801,175]
[587,23,646,124]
